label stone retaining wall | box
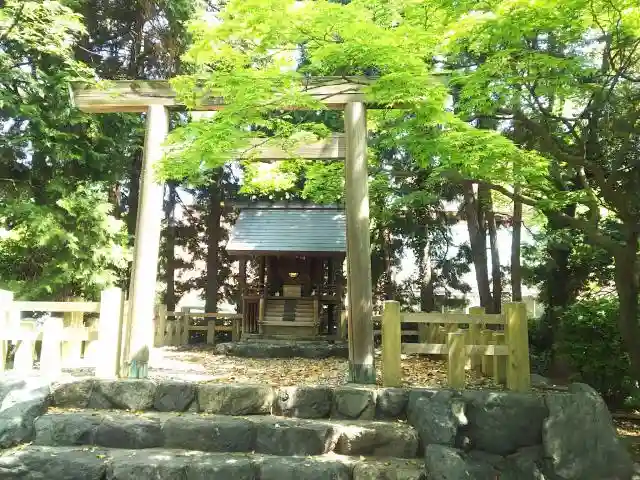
[0,374,635,479]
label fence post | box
[504,302,531,391]
[382,300,402,387]
[0,290,13,372]
[180,312,189,345]
[170,320,180,346]
[206,316,216,345]
[258,298,265,335]
[481,329,494,377]
[83,317,100,363]
[61,298,83,366]
[493,332,506,385]
[468,306,484,371]
[232,316,242,342]
[14,321,35,372]
[41,317,64,377]
[339,310,348,340]
[447,329,466,389]
[155,304,167,347]
[95,287,125,378]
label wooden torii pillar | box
[70,78,376,383]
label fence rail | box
[153,305,242,347]
[0,288,124,378]
[380,302,530,392]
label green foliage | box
[0,1,137,300]
[556,296,635,407]
[0,186,128,300]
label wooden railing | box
[153,306,242,347]
[380,302,530,392]
[0,288,125,378]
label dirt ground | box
[141,345,502,389]
[615,418,640,462]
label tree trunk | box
[483,187,502,313]
[419,242,435,312]
[541,204,577,348]
[614,235,640,383]
[463,183,492,310]
[511,191,523,302]
[164,182,178,311]
[205,175,222,313]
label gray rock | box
[35,411,163,450]
[501,446,548,480]
[275,386,332,418]
[333,420,419,458]
[461,390,547,455]
[0,445,108,480]
[531,374,552,388]
[376,388,409,419]
[34,412,102,446]
[254,417,338,456]
[465,450,503,479]
[217,341,349,359]
[51,378,95,409]
[107,449,255,480]
[163,414,254,452]
[198,383,274,415]
[332,386,377,419]
[407,390,464,447]
[0,376,51,448]
[543,383,634,479]
[352,458,425,480]
[424,444,472,479]
[95,380,156,411]
[153,381,195,412]
[94,415,163,449]
[258,455,350,480]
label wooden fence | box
[380,301,531,392]
[153,305,242,347]
[0,287,125,378]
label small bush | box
[556,296,634,407]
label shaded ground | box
[146,345,502,389]
[61,344,500,389]
[616,418,640,462]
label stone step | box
[0,445,426,480]
[34,410,419,458]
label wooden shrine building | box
[227,202,346,339]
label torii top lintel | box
[69,76,371,114]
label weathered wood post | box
[206,315,216,345]
[232,316,241,342]
[41,317,64,377]
[468,306,484,371]
[14,321,35,372]
[381,300,402,387]
[258,298,265,334]
[505,302,531,391]
[180,310,190,345]
[344,101,375,384]
[481,329,494,377]
[62,299,83,366]
[155,304,167,347]
[95,287,125,378]
[493,331,507,385]
[447,329,466,389]
[123,104,168,378]
[0,290,13,372]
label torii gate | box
[70,77,376,383]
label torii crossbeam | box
[70,77,376,384]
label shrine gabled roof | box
[227,205,346,255]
